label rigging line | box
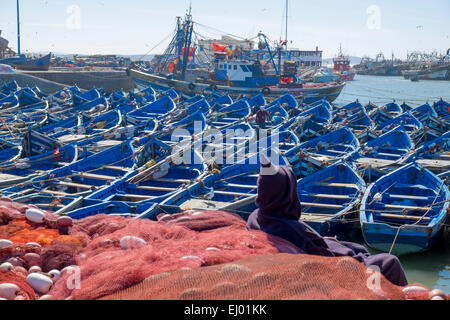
[193,21,249,41]
[136,30,175,61]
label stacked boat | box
[0,79,448,256]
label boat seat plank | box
[79,172,115,181]
[223,183,256,189]
[41,189,72,196]
[57,181,96,190]
[383,204,431,211]
[102,165,130,171]
[388,194,430,201]
[214,190,252,197]
[376,152,401,158]
[118,194,156,200]
[315,182,359,189]
[303,193,352,200]
[378,213,431,221]
[300,202,342,209]
[33,203,64,209]
[153,178,191,184]
[135,185,178,192]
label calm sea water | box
[335,74,450,293]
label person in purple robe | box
[255,106,271,129]
[246,154,408,287]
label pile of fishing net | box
[49,210,302,300]
[0,199,448,300]
[0,199,84,300]
[101,254,411,300]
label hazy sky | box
[0,0,449,59]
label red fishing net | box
[101,253,410,300]
[0,270,37,300]
[49,211,302,300]
[0,199,447,301]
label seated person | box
[246,154,408,287]
[271,112,284,126]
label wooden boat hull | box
[360,163,449,256]
[129,69,346,104]
[298,162,366,236]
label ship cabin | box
[213,57,280,88]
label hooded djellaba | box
[246,154,408,287]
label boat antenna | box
[285,0,288,47]
[16,0,21,55]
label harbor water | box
[336,74,450,294]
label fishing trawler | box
[129,6,345,103]
[332,45,355,81]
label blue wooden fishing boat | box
[410,102,438,123]
[72,88,101,106]
[156,110,207,146]
[53,110,122,144]
[345,109,376,132]
[296,102,333,140]
[247,94,266,110]
[401,131,450,177]
[0,53,51,71]
[127,95,176,122]
[0,143,78,188]
[360,162,449,255]
[369,101,403,125]
[0,139,145,211]
[0,94,19,110]
[87,149,207,205]
[249,103,289,130]
[377,112,423,133]
[201,122,256,167]
[159,150,289,219]
[208,94,233,108]
[298,161,366,236]
[0,81,19,95]
[62,200,160,219]
[0,139,21,164]
[287,127,359,178]
[348,126,415,182]
[433,99,450,120]
[266,94,299,114]
[209,99,251,129]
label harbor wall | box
[0,72,67,93]
[21,70,135,92]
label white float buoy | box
[28,266,42,274]
[26,273,53,294]
[0,262,14,273]
[25,208,45,224]
[120,236,147,250]
[0,239,13,249]
[48,270,61,283]
[0,283,20,300]
[26,242,42,249]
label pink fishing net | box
[50,210,302,300]
[0,199,448,301]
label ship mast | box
[17,0,21,55]
[285,0,288,47]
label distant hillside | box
[322,56,362,66]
